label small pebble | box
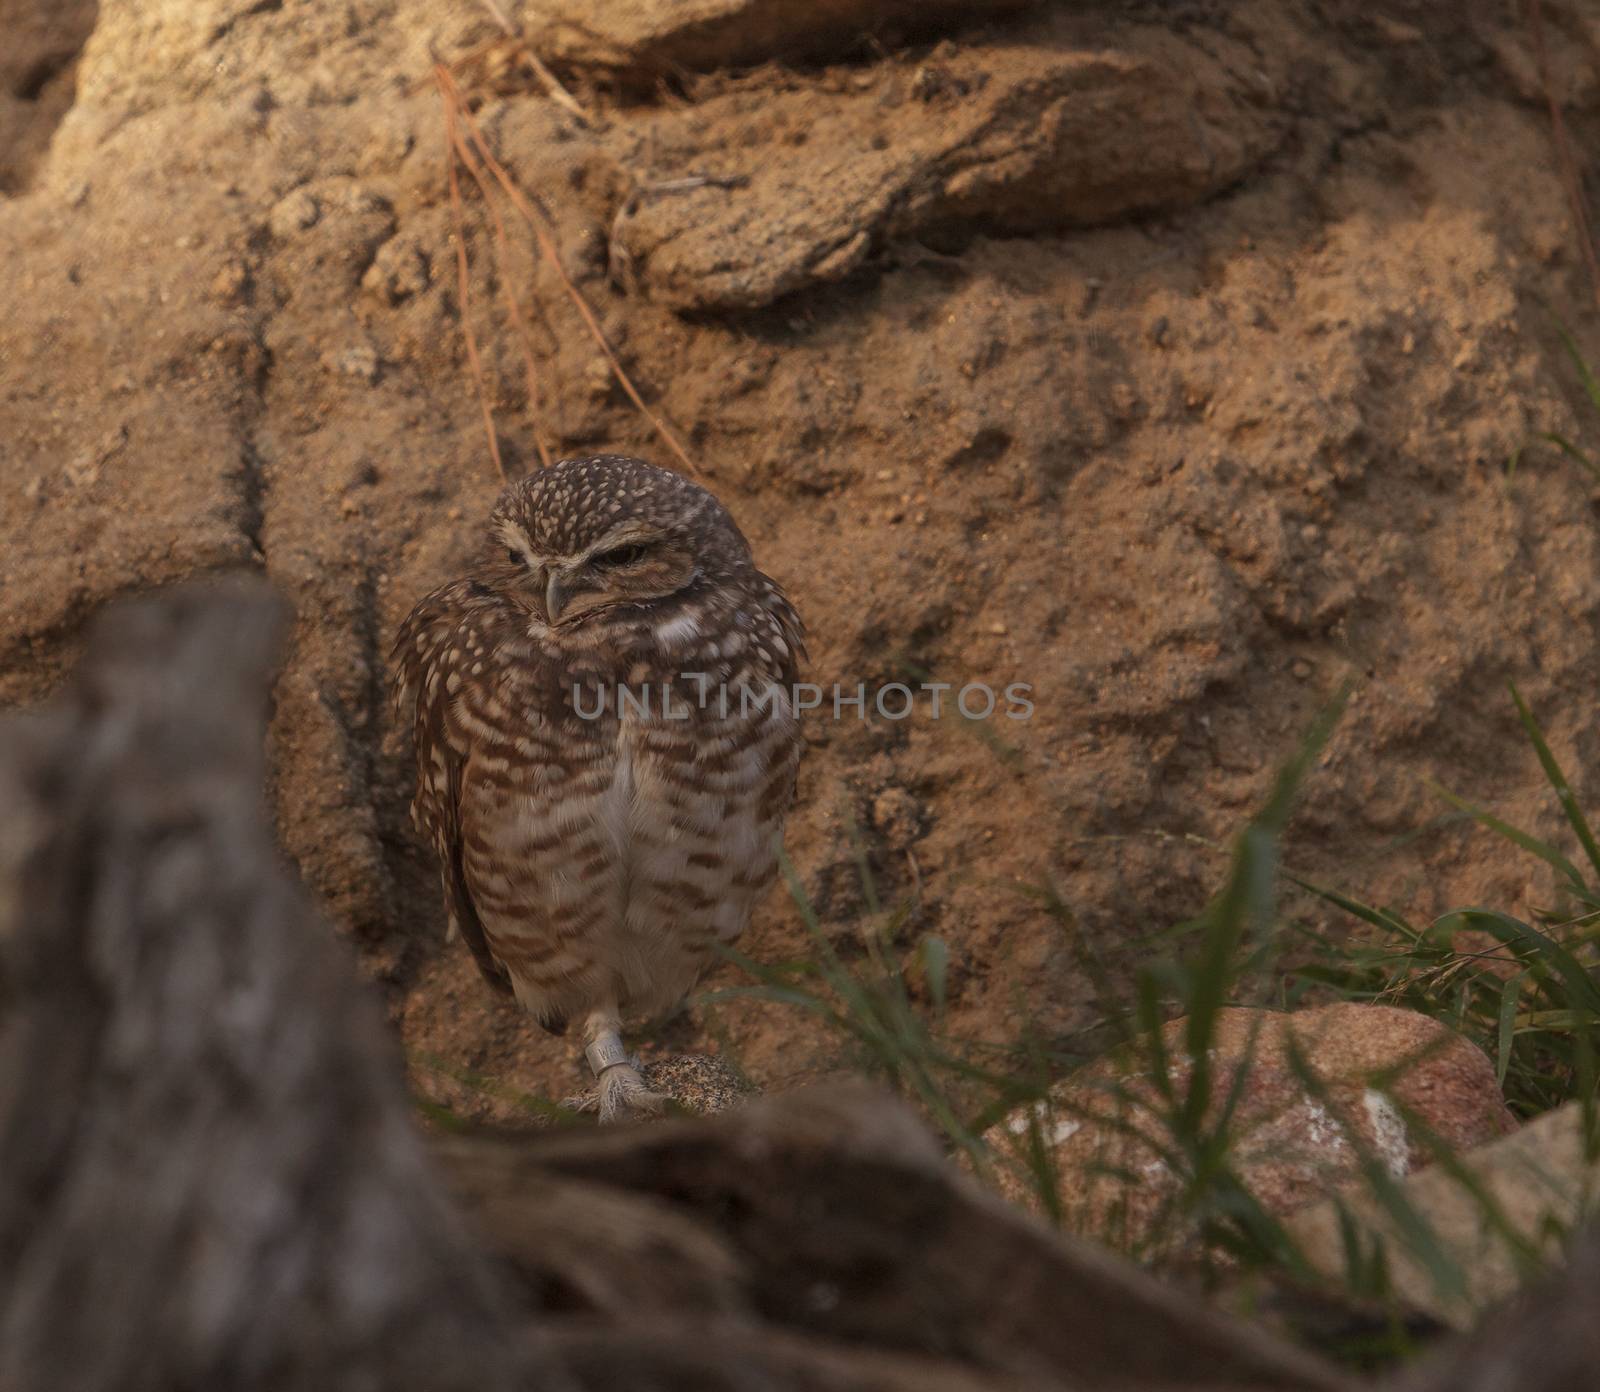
[269,187,320,238]
[872,786,925,850]
[323,345,379,383]
[210,259,250,305]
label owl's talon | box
[559,1089,600,1114]
[596,1062,671,1124]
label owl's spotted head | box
[487,455,753,626]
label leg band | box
[585,1034,629,1075]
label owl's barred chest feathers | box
[392,455,804,1041]
[466,590,796,1017]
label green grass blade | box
[1496,971,1525,1086]
[1538,432,1600,483]
[1550,315,1600,415]
[1430,782,1589,893]
[1453,909,1600,1016]
[1288,873,1423,942]
[1508,681,1600,884]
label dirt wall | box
[3,0,1599,1111]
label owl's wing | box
[391,584,514,998]
[760,576,808,682]
[753,575,807,826]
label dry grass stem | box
[473,0,595,128]
[444,82,555,469]
[436,64,698,475]
[440,83,508,483]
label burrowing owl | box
[392,455,805,1121]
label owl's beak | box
[544,571,567,624]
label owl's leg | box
[583,1007,669,1124]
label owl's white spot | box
[654,611,702,646]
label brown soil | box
[4,0,1600,1121]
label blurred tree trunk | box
[0,580,547,1392]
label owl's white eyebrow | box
[494,523,547,569]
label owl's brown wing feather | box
[436,755,515,998]
[752,574,807,831]
[391,584,514,999]
[760,575,808,679]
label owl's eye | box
[594,543,647,568]
[506,548,521,566]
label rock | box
[526,0,1037,80]
[322,343,381,383]
[641,1052,759,1113]
[559,1052,759,1118]
[0,0,97,194]
[614,19,1281,311]
[268,185,322,238]
[871,785,925,849]
[985,1004,1516,1257]
[265,177,396,293]
[361,233,431,303]
[1403,1214,1600,1392]
[1284,1100,1600,1330]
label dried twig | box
[1526,0,1600,310]
[436,64,698,475]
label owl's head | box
[487,455,753,626]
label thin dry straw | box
[442,72,555,469]
[473,0,594,128]
[441,87,508,483]
[435,63,698,475]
